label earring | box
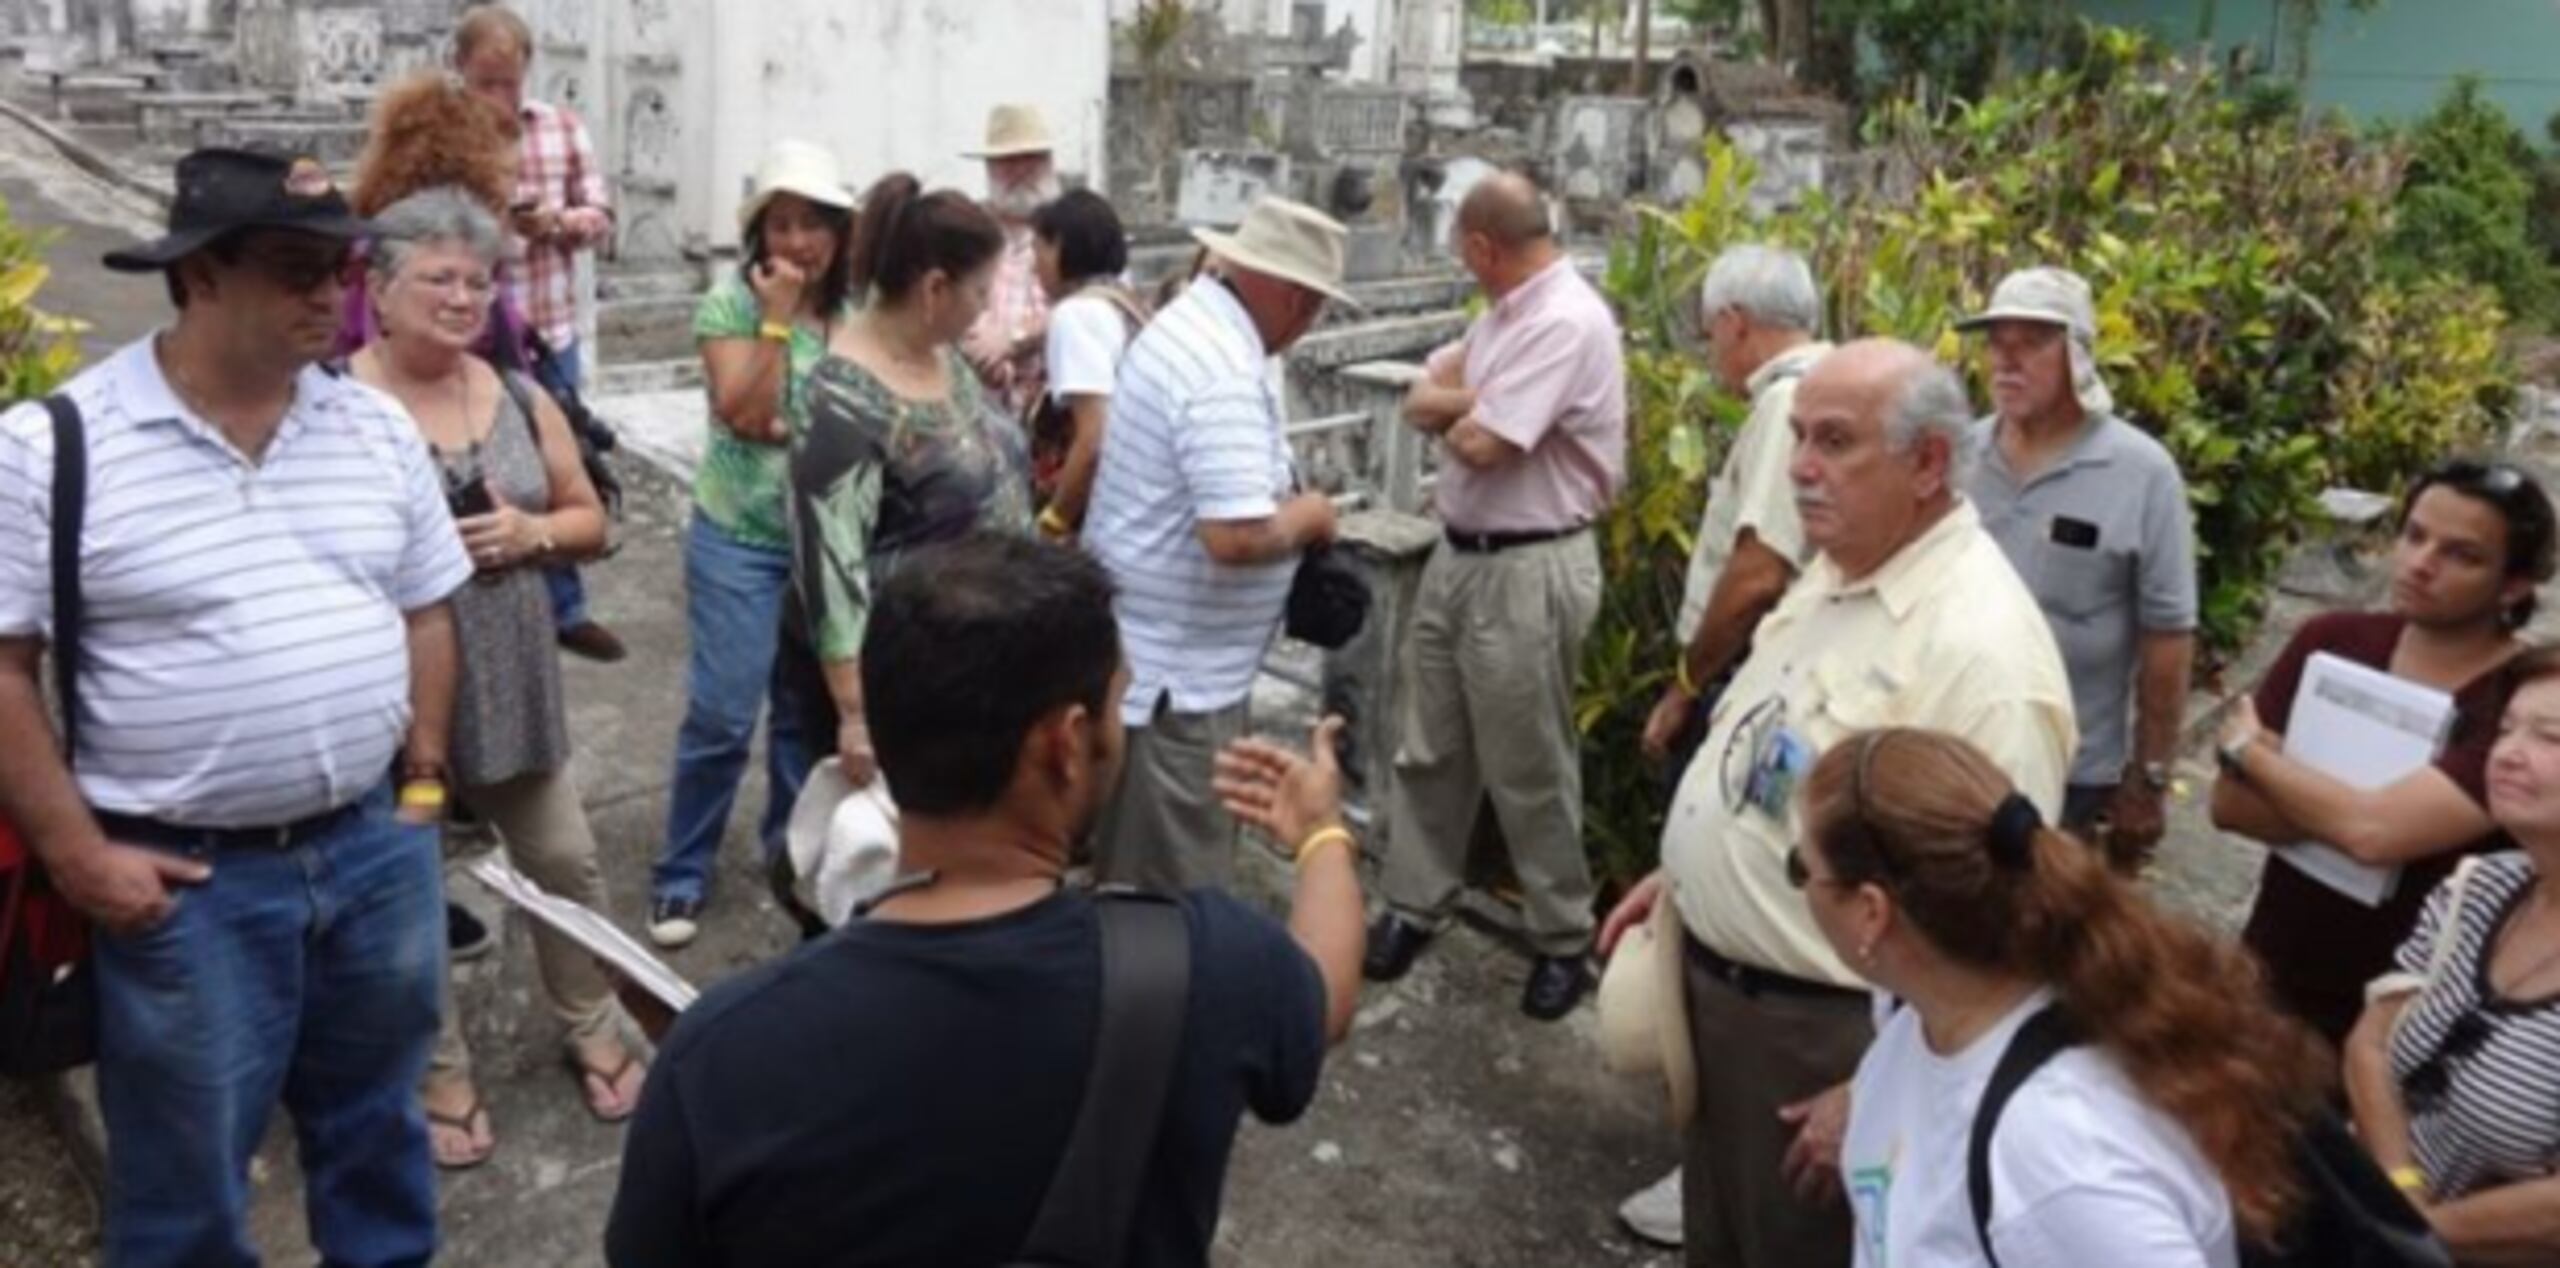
[1856,941,1877,963]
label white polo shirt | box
[0,336,473,827]
[1081,278,1296,726]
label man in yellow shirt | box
[1602,338,2076,1268]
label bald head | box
[1790,338,1975,579]
[1457,172,1550,248]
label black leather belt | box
[1443,524,1586,554]
[1685,934,1866,1002]
[95,799,365,853]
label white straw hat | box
[736,139,858,234]
[963,104,1057,160]
[1189,196,1358,306]
[1595,883,1697,1126]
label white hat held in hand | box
[784,757,901,929]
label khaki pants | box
[431,766,617,1079]
[1382,534,1602,956]
[1091,693,1248,894]
[1681,942,1870,1268]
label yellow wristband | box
[397,781,447,810]
[1295,825,1355,868]
[757,321,793,343]
[1675,657,1700,698]
[1037,506,1072,538]
[2388,1166,2425,1195]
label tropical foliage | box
[0,196,81,405]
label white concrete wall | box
[701,0,1113,251]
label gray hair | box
[1699,244,1820,334]
[367,187,505,285]
[1882,357,1979,483]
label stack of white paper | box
[466,855,699,1011]
[2274,651,2457,908]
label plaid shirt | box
[961,224,1049,416]
[509,99,613,351]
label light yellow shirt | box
[1676,341,1831,645]
[1663,500,2077,987]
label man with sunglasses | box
[0,147,472,1265]
[1599,339,2074,1268]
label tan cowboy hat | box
[736,139,858,233]
[1189,197,1358,306]
[1596,882,1697,1125]
[964,104,1056,159]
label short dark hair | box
[862,534,1121,815]
[164,234,248,309]
[845,172,1003,305]
[1031,189,1129,288]
[2405,458,2559,629]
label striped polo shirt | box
[1081,278,1296,726]
[0,336,474,827]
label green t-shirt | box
[690,274,848,549]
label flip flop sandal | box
[565,1047,646,1124]
[425,1096,495,1172]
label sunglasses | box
[233,243,353,294]
[2425,460,2530,500]
[1784,846,1851,892]
[2403,1010,2493,1114]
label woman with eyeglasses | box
[2347,646,2560,1259]
[349,187,642,1169]
[1804,728,2328,1267]
[2212,460,2558,1049]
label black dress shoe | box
[1363,914,1432,982]
[1521,954,1593,1021]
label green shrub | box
[0,195,80,404]
[1577,28,2513,893]
[2384,78,2556,327]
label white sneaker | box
[648,897,701,949]
[1618,1165,1683,1248]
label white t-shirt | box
[1044,293,1134,401]
[1842,992,2238,1268]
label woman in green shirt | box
[648,141,858,948]
[781,172,1035,786]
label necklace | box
[851,869,941,919]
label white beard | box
[987,175,1059,222]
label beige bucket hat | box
[1595,882,1697,1125]
[1955,265,2116,417]
[1190,196,1358,306]
[964,104,1056,159]
[736,139,858,234]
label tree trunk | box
[1630,0,1650,94]
[1772,0,1813,72]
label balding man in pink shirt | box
[1367,171,1628,1021]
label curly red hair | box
[1805,729,2332,1243]
[350,71,521,218]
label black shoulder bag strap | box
[1966,1006,2083,1268]
[1010,892,1193,1268]
[41,395,85,760]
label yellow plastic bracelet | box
[1295,825,1355,868]
[1037,506,1073,539]
[757,321,793,343]
[1675,656,1700,698]
[397,781,447,811]
[2387,1166,2425,1195]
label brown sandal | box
[425,1095,495,1171]
[564,1046,646,1123]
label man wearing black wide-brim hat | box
[0,147,473,1265]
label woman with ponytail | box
[781,172,1034,789]
[1805,728,2329,1266]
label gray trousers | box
[1091,692,1248,894]
[1681,943,1869,1268]
[1381,534,1603,957]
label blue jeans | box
[651,513,813,904]
[92,781,444,1268]
[543,339,589,633]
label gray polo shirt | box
[1967,412,2197,787]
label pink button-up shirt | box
[1427,258,1628,533]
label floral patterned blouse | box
[790,345,1033,662]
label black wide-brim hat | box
[103,147,377,272]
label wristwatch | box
[2215,733,2253,777]
[2136,761,2173,793]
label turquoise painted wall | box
[2073,0,2560,144]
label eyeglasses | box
[403,269,498,299]
[1784,846,1824,890]
[2403,1010,2493,1113]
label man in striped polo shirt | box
[0,148,472,1266]
[1368,172,1629,1022]
[1080,198,1350,892]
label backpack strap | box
[40,395,85,763]
[1966,1006,2083,1268]
[1012,891,1192,1267]
[495,368,546,453]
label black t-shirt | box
[604,888,1328,1268]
